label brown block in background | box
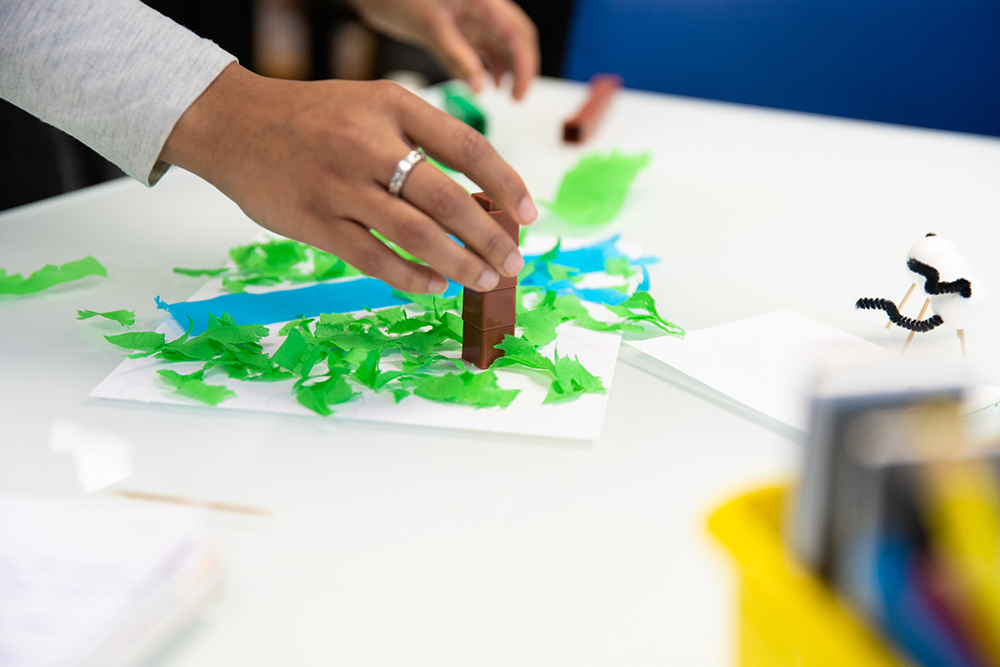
[462,323,515,369]
[463,287,517,330]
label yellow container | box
[707,486,907,667]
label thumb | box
[429,19,486,92]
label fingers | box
[507,16,539,100]
[395,160,523,281]
[300,212,450,294]
[396,98,537,228]
[429,17,487,93]
[362,176,514,290]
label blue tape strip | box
[158,237,655,333]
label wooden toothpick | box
[887,283,917,329]
[958,329,967,358]
[901,298,931,356]
[109,489,272,516]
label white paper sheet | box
[624,309,888,432]
[0,496,220,667]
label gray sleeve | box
[0,0,237,186]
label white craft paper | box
[625,309,888,432]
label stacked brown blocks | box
[562,73,623,144]
[462,193,519,369]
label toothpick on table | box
[110,489,272,517]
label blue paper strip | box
[159,237,655,333]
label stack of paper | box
[0,496,222,667]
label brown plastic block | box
[563,74,623,143]
[473,192,497,212]
[463,287,517,330]
[462,323,515,369]
[471,193,519,243]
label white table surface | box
[2,77,999,666]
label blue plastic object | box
[563,0,1000,136]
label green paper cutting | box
[410,370,518,408]
[493,336,555,372]
[105,331,165,353]
[157,369,235,406]
[78,309,135,326]
[294,373,357,415]
[604,257,638,280]
[173,267,227,277]
[544,151,651,226]
[607,291,685,337]
[544,352,606,403]
[0,256,106,295]
[214,239,362,293]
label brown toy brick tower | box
[462,193,519,369]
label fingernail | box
[468,73,484,92]
[429,276,449,294]
[518,197,537,224]
[502,251,524,276]
[476,267,500,291]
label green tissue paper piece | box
[392,290,461,312]
[173,267,227,277]
[411,370,518,408]
[0,256,106,295]
[157,369,235,406]
[221,239,361,292]
[77,309,135,326]
[105,330,165,353]
[492,336,555,372]
[545,151,651,226]
[545,352,606,403]
[604,257,638,280]
[295,373,357,416]
[443,85,487,135]
[606,291,685,337]
[353,349,404,391]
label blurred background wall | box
[3,0,997,211]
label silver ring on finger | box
[388,149,426,197]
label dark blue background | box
[564,0,1000,136]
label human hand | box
[160,64,537,294]
[348,0,539,100]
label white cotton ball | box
[931,276,989,329]
[907,235,957,264]
[922,250,975,282]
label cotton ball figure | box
[931,276,989,356]
[887,234,959,327]
[856,233,987,357]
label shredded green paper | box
[0,256,106,295]
[77,309,135,326]
[117,238,683,413]
[544,151,651,226]
[175,239,362,293]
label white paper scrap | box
[50,420,133,494]
[624,309,888,432]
